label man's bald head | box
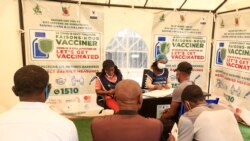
[115,79,142,110]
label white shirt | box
[0,102,78,141]
[178,104,243,141]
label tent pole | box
[179,0,187,10]
[41,0,132,8]
[217,7,250,15]
[108,0,111,8]
[208,13,216,94]
[214,0,227,13]
[18,0,26,66]
[144,0,148,7]
[38,0,213,12]
[207,0,226,93]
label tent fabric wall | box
[0,0,21,111]
[211,9,250,110]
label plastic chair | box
[206,98,219,104]
[96,94,107,108]
[179,98,220,116]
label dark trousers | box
[160,118,178,141]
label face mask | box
[176,72,181,83]
[185,101,192,111]
[106,73,114,78]
[157,63,165,69]
[45,84,50,101]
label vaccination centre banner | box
[22,0,104,116]
[152,11,213,91]
[211,9,250,110]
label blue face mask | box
[45,84,50,101]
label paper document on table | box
[143,88,174,98]
[171,122,178,140]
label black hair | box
[99,59,121,77]
[181,85,205,103]
[13,65,49,96]
[151,60,161,72]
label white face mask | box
[106,73,114,78]
[157,63,165,69]
[185,101,192,111]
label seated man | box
[169,85,243,141]
[91,79,163,141]
[160,61,193,139]
[0,65,78,141]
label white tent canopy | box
[48,0,250,13]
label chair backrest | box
[206,98,219,104]
[95,72,108,108]
[141,69,150,89]
[179,98,220,116]
[96,94,107,108]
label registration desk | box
[138,89,173,118]
[139,95,172,118]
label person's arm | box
[96,89,115,95]
[178,116,194,141]
[161,101,180,119]
[167,133,176,141]
[161,86,182,119]
[164,78,171,89]
[95,78,114,95]
[145,74,165,90]
[68,121,79,141]
[145,74,158,90]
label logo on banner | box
[154,36,170,59]
[61,4,70,16]
[159,14,165,22]
[216,42,226,65]
[235,16,240,26]
[33,4,42,15]
[32,32,53,59]
[220,19,225,28]
[90,10,98,19]
[83,96,91,103]
[55,78,66,85]
[200,17,206,25]
[180,15,185,23]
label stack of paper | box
[171,123,178,140]
[143,88,174,98]
[233,105,250,126]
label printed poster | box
[152,11,213,91]
[22,0,104,116]
[211,9,250,110]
